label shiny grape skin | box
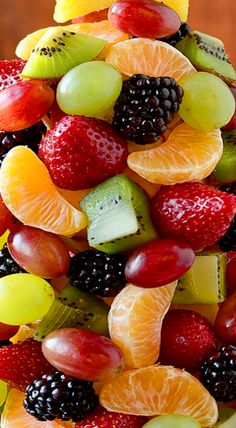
[214,292,236,345]
[42,328,125,382]
[125,239,195,288]
[0,195,13,237]
[0,79,54,132]
[108,0,181,39]
[8,225,70,278]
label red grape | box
[214,292,236,345]
[0,195,13,236]
[108,0,181,39]
[0,79,54,132]
[222,85,236,131]
[125,239,195,288]
[8,225,70,278]
[42,328,124,381]
[72,8,108,23]
[0,323,19,340]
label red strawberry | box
[151,182,236,250]
[0,339,54,390]
[159,310,218,372]
[39,116,128,190]
[0,59,26,92]
[75,405,146,428]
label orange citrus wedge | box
[1,389,73,428]
[0,147,87,236]
[108,283,176,368]
[128,123,223,185]
[105,38,196,82]
[100,365,218,427]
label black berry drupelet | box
[24,371,98,422]
[160,22,192,46]
[68,250,127,297]
[218,183,236,251]
[112,74,184,144]
[200,345,236,402]
[219,183,236,195]
[0,244,25,277]
[0,121,46,166]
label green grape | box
[0,274,55,325]
[0,381,7,407]
[179,72,235,131]
[56,61,122,117]
[142,415,201,428]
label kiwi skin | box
[215,129,236,183]
[176,30,236,84]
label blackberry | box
[24,371,98,422]
[0,244,25,277]
[113,74,184,144]
[200,345,236,402]
[219,182,236,195]
[0,121,46,166]
[160,22,192,46]
[68,250,127,297]
[217,216,236,252]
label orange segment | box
[128,123,223,185]
[100,365,218,427]
[108,283,176,368]
[1,389,73,428]
[124,167,160,198]
[105,38,196,82]
[0,147,87,236]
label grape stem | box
[42,115,53,130]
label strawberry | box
[159,310,218,372]
[39,116,128,190]
[0,59,26,92]
[75,405,146,428]
[151,182,236,250]
[0,339,54,391]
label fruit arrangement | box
[0,0,236,427]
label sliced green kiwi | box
[173,252,227,304]
[80,174,157,254]
[213,408,236,427]
[176,31,236,84]
[34,298,109,341]
[215,129,236,183]
[21,26,106,79]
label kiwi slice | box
[176,31,236,84]
[173,252,227,304]
[215,129,236,183]
[80,174,157,254]
[34,298,109,341]
[21,26,106,79]
[213,408,236,427]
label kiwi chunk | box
[34,298,109,340]
[80,174,157,254]
[173,252,227,304]
[21,27,106,79]
[176,31,236,84]
[215,129,236,183]
[213,408,236,427]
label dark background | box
[0,0,235,64]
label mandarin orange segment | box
[108,283,176,368]
[128,123,223,185]
[105,38,196,81]
[1,389,73,428]
[0,146,87,236]
[100,365,218,427]
[124,167,160,198]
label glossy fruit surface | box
[125,239,195,287]
[105,38,196,82]
[0,274,55,325]
[100,365,218,427]
[0,196,13,237]
[42,328,124,381]
[108,283,176,368]
[8,225,70,278]
[0,323,19,341]
[179,72,235,131]
[128,123,223,185]
[222,85,236,131]
[214,292,236,345]
[75,405,146,428]
[0,80,54,132]
[142,415,200,428]
[0,59,25,91]
[72,8,108,22]
[57,61,122,117]
[109,0,181,39]
[0,146,87,236]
